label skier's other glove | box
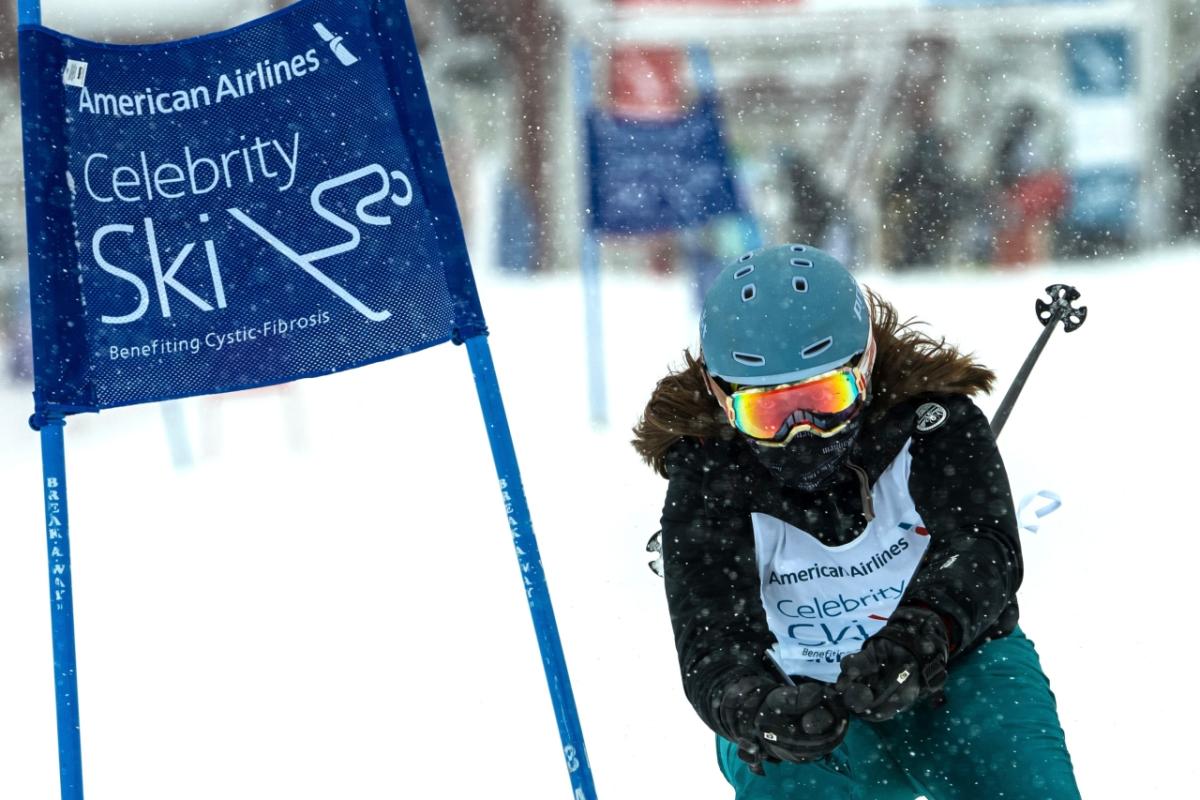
[835,604,950,722]
[717,675,848,768]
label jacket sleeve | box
[904,396,1023,654]
[659,439,777,741]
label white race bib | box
[754,441,931,683]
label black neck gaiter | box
[747,416,863,492]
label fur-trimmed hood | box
[631,289,996,477]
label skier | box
[632,244,1079,798]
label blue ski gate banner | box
[18,2,598,799]
[19,0,485,420]
[585,94,739,235]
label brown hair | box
[631,289,995,476]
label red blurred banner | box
[608,0,803,117]
[613,0,800,5]
[609,46,685,117]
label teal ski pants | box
[717,628,1080,799]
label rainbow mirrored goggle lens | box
[725,368,865,442]
[705,331,876,445]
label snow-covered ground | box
[0,247,1196,799]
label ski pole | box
[990,284,1087,438]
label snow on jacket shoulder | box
[658,394,1021,741]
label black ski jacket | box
[659,393,1021,741]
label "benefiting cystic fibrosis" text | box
[108,311,330,361]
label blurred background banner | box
[584,93,740,234]
[612,0,803,6]
[1063,29,1138,238]
[930,1,1098,6]
[18,0,483,420]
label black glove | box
[717,675,849,769]
[834,605,950,722]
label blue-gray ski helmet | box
[700,244,871,386]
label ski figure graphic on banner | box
[230,162,418,322]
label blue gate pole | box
[18,0,40,25]
[463,335,598,800]
[38,417,86,800]
[20,2,85,798]
[160,403,193,470]
[687,44,762,251]
[570,42,608,428]
[686,44,715,94]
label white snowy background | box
[2,250,1198,799]
[2,1,1199,799]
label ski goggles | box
[706,336,875,446]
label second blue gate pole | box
[570,42,608,428]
